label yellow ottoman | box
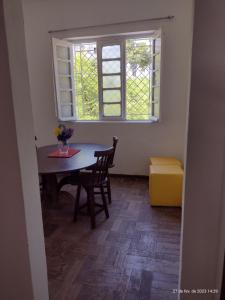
[149,165,183,207]
[150,156,182,167]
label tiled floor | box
[43,176,181,300]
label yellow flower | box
[54,127,61,136]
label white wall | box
[0,3,33,299]
[22,0,193,175]
[1,0,49,299]
[180,0,225,298]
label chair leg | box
[85,187,91,216]
[100,185,109,219]
[41,175,47,205]
[88,188,96,229]
[107,177,112,204]
[73,184,81,222]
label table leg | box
[57,171,80,192]
[42,174,58,205]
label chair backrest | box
[93,147,114,184]
[109,136,119,168]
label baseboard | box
[109,173,148,179]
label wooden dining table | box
[37,143,109,203]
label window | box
[52,31,161,122]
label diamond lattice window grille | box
[74,43,99,120]
[126,38,155,120]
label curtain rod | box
[48,15,175,34]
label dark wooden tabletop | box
[37,143,109,175]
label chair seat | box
[86,162,115,171]
[57,171,108,191]
[79,172,107,188]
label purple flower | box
[56,124,74,143]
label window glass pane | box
[58,61,71,75]
[126,37,159,120]
[56,45,70,60]
[102,61,120,74]
[103,104,121,116]
[59,77,72,89]
[60,91,73,105]
[103,75,121,88]
[103,90,121,103]
[61,105,73,118]
[74,42,99,120]
[102,45,120,59]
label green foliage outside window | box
[126,39,152,120]
[126,39,152,76]
[74,50,99,120]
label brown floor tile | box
[43,176,181,300]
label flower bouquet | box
[54,124,73,154]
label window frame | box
[53,30,162,122]
[52,38,77,121]
[97,37,126,121]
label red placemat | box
[48,148,80,158]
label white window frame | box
[97,37,126,121]
[52,30,161,122]
[52,38,76,121]
[150,35,161,120]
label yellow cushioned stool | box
[150,156,182,167]
[149,165,183,207]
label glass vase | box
[58,141,69,155]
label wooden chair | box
[57,136,119,201]
[74,147,114,229]
[86,136,119,204]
